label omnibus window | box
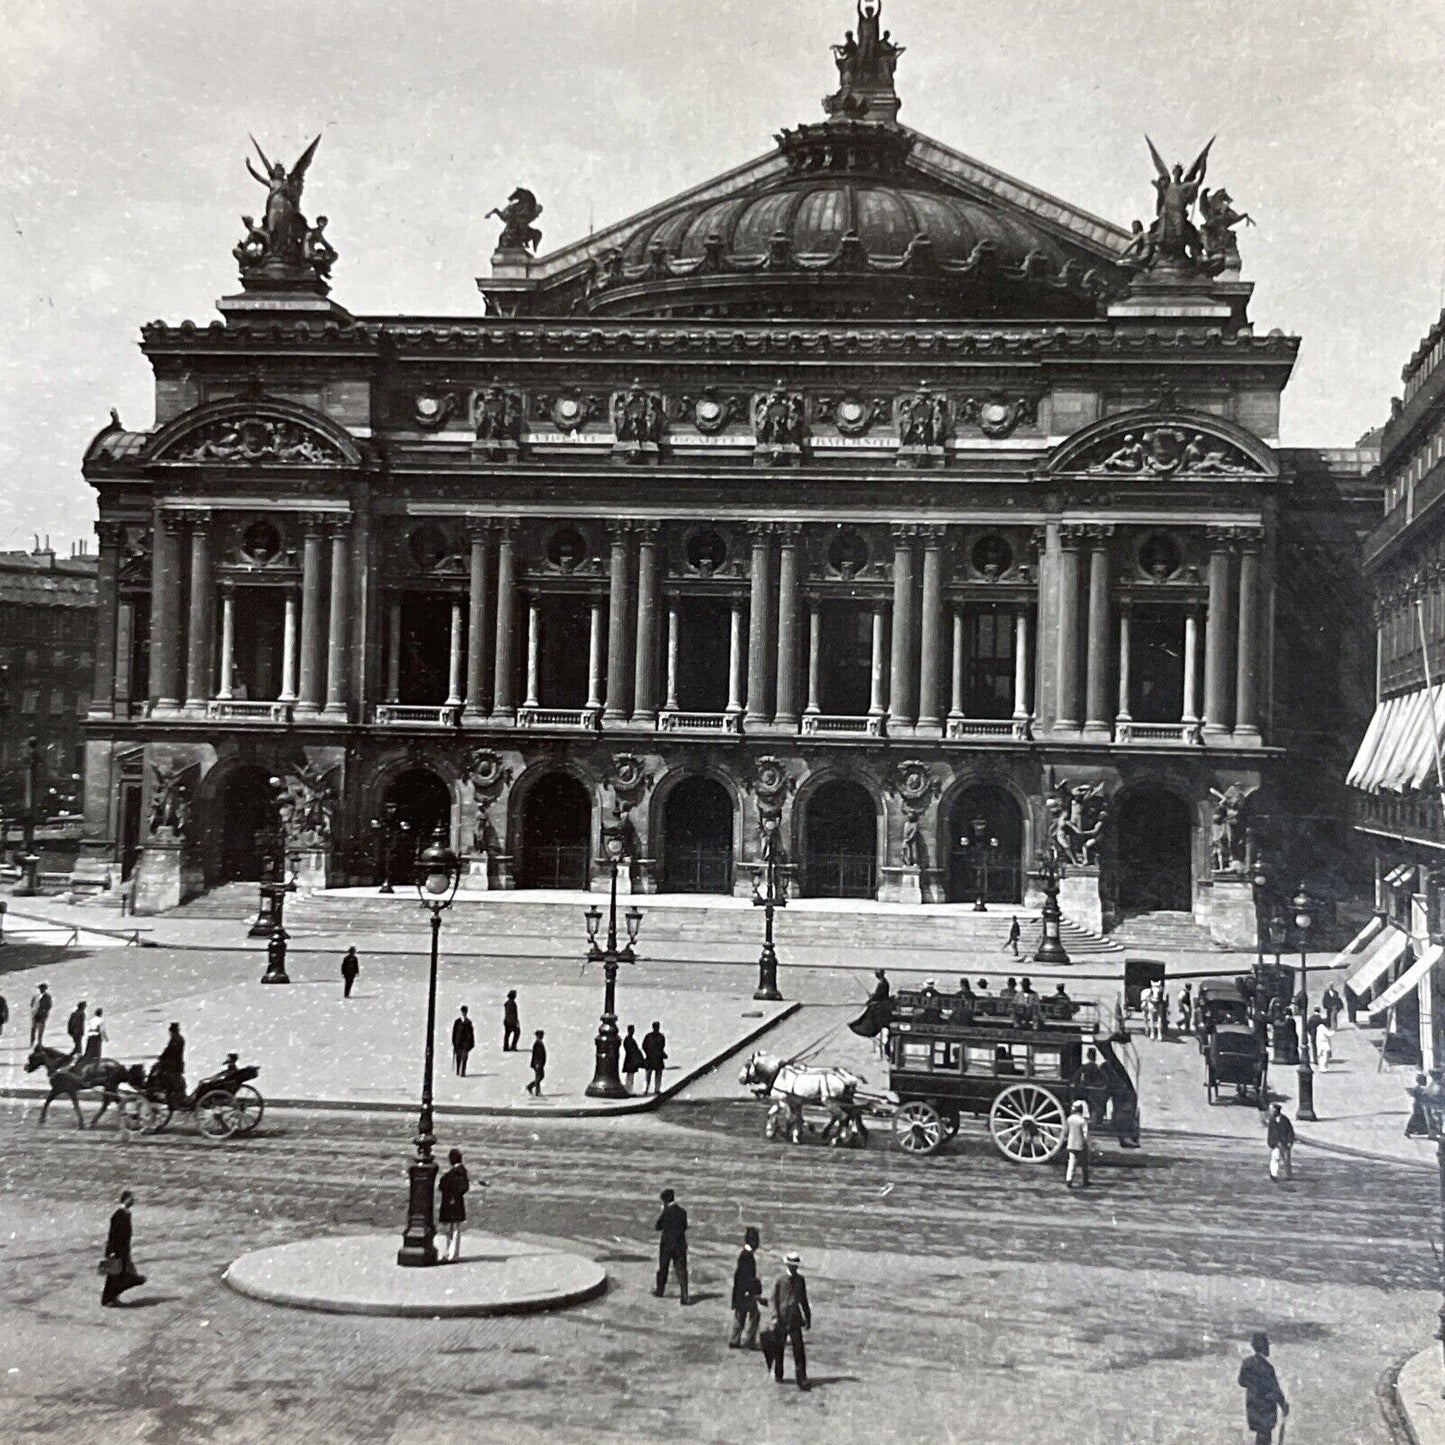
[964,1046,995,1075]
[930,1041,961,1070]
[995,1044,1028,1075]
[901,1041,931,1070]
[1031,1048,1062,1080]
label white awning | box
[1350,684,1445,795]
[1324,915,1385,971]
[1366,942,1444,1018]
[1345,925,1410,999]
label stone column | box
[745,524,774,725]
[280,586,300,703]
[1053,525,1083,731]
[217,583,236,700]
[1234,530,1262,740]
[446,598,465,707]
[90,520,122,718]
[1013,606,1031,720]
[463,522,490,721]
[664,603,680,712]
[115,596,135,713]
[869,604,887,720]
[727,600,745,718]
[774,523,802,727]
[888,526,918,731]
[523,602,540,708]
[1083,524,1113,737]
[604,522,631,723]
[148,511,183,712]
[587,600,604,712]
[1182,608,1200,726]
[1203,528,1233,735]
[323,522,350,718]
[949,607,966,721]
[632,521,660,722]
[805,600,822,716]
[917,526,945,732]
[183,513,213,708]
[492,522,518,720]
[296,517,325,715]
[385,595,401,704]
[1115,603,1132,724]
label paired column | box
[774,524,801,727]
[805,600,822,716]
[949,608,966,721]
[869,604,888,719]
[295,517,326,714]
[90,521,122,717]
[888,526,917,731]
[1082,524,1113,737]
[632,522,660,722]
[1053,526,1084,731]
[745,523,774,725]
[384,595,402,704]
[1203,528,1233,735]
[1181,608,1200,726]
[148,511,184,711]
[604,522,631,722]
[916,527,945,732]
[446,598,465,707]
[217,584,236,700]
[726,601,745,718]
[279,587,300,703]
[523,603,540,709]
[323,522,350,718]
[1115,603,1132,724]
[1013,607,1031,721]
[463,522,491,721]
[664,604,680,712]
[587,601,605,713]
[183,513,212,707]
[492,522,518,720]
[1234,530,1262,740]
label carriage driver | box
[151,1022,187,1110]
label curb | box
[1380,1353,1423,1445]
[0,1001,800,1122]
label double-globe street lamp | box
[397,826,462,1267]
[1292,889,1317,1122]
[371,802,411,895]
[959,816,1000,912]
[584,825,643,1099]
[752,814,786,1002]
[1032,844,1072,967]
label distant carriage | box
[1194,979,1268,1105]
[120,1058,264,1141]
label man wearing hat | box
[653,1187,690,1304]
[152,1022,186,1110]
[1064,1100,1090,1188]
[770,1251,812,1389]
[729,1226,762,1348]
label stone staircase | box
[1107,909,1223,954]
[168,882,261,920]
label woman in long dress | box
[101,1190,146,1306]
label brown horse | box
[24,1046,146,1129]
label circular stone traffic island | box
[223,1233,607,1318]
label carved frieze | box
[958,395,1039,439]
[168,416,343,465]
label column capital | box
[919,524,948,546]
[1028,526,1047,557]
[1204,524,1235,551]
[607,519,632,544]
[464,516,494,542]
[95,518,125,549]
[299,511,330,537]
[1058,523,1088,548]
[890,523,920,544]
[494,517,519,543]
[158,510,188,537]
[1082,523,1115,546]
[1231,524,1265,552]
[634,520,661,543]
[219,576,237,594]
[775,521,801,544]
[325,514,352,538]
[747,520,773,542]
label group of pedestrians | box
[26,984,109,1064]
[654,1187,814,1390]
[623,1022,668,1094]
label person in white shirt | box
[1064,1100,1090,1188]
[83,1008,108,1065]
[1315,1019,1333,1071]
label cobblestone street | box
[0,1097,1432,1444]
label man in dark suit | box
[340,947,360,999]
[502,991,521,1052]
[642,1021,667,1095]
[153,1022,186,1109]
[770,1251,812,1389]
[66,1000,87,1057]
[653,1186,690,1304]
[729,1226,762,1348]
[525,1030,546,1095]
[451,1006,475,1076]
[101,1189,146,1306]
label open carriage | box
[885,989,1140,1163]
[120,1058,264,1140]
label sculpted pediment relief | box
[1045,410,1275,480]
[149,402,359,467]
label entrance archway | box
[946,785,1024,905]
[379,768,452,885]
[803,779,876,898]
[516,772,591,890]
[1115,788,1193,914]
[660,776,734,894]
[215,764,279,885]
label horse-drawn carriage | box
[885,990,1140,1162]
[120,1058,264,1140]
[739,1052,874,1147]
[1195,979,1268,1105]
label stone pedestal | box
[1059,869,1103,936]
[291,848,330,896]
[69,837,117,901]
[457,853,492,893]
[132,837,184,915]
[1207,876,1257,949]
[879,866,922,904]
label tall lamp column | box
[753,814,785,1001]
[1293,890,1317,1122]
[1033,846,1072,966]
[585,826,643,1099]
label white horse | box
[738,1051,869,1146]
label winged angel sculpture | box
[235,135,330,275]
[1121,136,1252,277]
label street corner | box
[222,1231,608,1317]
[1392,1344,1445,1445]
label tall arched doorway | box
[379,768,452,886]
[803,779,877,898]
[1115,788,1193,914]
[660,776,734,894]
[215,764,279,885]
[946,785,1024,905]
[516,772,591,890]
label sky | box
[2,0,1443,554]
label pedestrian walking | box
[1266,1102,1295,1182]
[451,1006,475,1077]
[729,1225,763,1349]
[83,1008,108,1065]
[1071,1046,1110,1126]
[66,1000,87,1057]
[99,1190,146,1307]
[1177,982,1193,1034]
[1237,1331,1289,1444]
[642,1021,667,1095]
[525,1030,546,1096]
[438,1147,481,1263]
[622,1024,644,1093]
[1322,983,1345,1030]
[29,982,51,1047]
[769,1251,812,1389]
[1064,1100,1090,1188]
[1315,1018,1333,1071]
[502,990,521,1052]
[1305,1007,1323,1064]
[653,1187,689,1304]
[1004,915,1021,956]
[341,946,360,998]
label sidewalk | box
[1396,1345,1445,1444]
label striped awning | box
[1323,915,1385,971]
[1348,684,1445,794]
[1345,924,1410,999]
[1366,942,1444,1018]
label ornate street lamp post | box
[584,825,642,1099]
[1293,889,1317,1122]
[1251,859,1270,972]
[14,736,40,897]
[259,850,297,985]
[752,814,786,1001]
[960,815,1000,912]
[397,826,461,1267]
[1033,845,1071,966]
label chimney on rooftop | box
[31,534,55,569]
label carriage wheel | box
[988,1084,1067,1164]
[120,1095,161,1135]
[230,1085,265,1135]
[942,1110,960,1140]
[893,1101,946,1156]
[195,1089,241,1140]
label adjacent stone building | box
[79,2,1376,930]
